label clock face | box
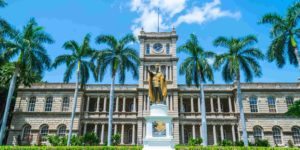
[153,43,163,53]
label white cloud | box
[129,0,241,35]
[174,0,240,26]
[130,0,186,36]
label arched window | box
[286,96,294,107]
[22,124,31,140]
[28,97,36,112]
[40,124,49,141]
[253,126,263,140]
[292,127,300,144]
[249,96,258,112]
[272,126,282,144]
[267,97,276,113]
[166,43,170,54]
[146,44,150,54]
[45,97,53,112]
[57,125,67,137]
[62,97,69,112]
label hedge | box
[0,146,299,150]
[0,146,143,150]
[175,146,300,150]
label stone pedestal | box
[143,104,174,150]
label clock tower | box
[138,28,178,88]
[137,28,180,145]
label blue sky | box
[0,0,299,84]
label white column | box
[94,124,98,133]
[166,95,169,110]
[114,124,117,134]
[228,96,232,113]
[181,124,185,143]
[133,97,136,112]
[237,125,241,141]
[96,96,100,112]
[166,122,170,137]
[121,124,124,144]
[103,96,107,112]
[122,97,126,112]
[180,96,184,112]
[190,97,194,112]
[192,124,196,139]
[132,124,136,145]
[83,122,87,135]
[210,97,214,112]
[101,124,105,144]
[86,96,90,112]
[199,124,202,138]
[220,125,224,141]
[198,96,201,112]
[166,65,169,80]
[115,96,119,112]
[217,96,221,113]
[146,122,152,137]
[232,125,236,142]
[170,95,173,111]
[213,125,217,145]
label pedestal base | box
[143,137,174,150]
[143,104,175,150]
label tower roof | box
[138,29,178,40]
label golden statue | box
[148,64,167,103]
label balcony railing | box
[83,111,138,119]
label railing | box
[179,112,237,119]
[84,111,138,119]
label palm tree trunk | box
[67,68,80,146]
[293,47,300,70]
[199,78,207,146]
[236,73,248,146]
[107,75,116,146]
[0,69,18,145]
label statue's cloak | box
[148,72,167,103]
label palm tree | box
[52,34,95,146]
[259,2,300,69]
[213,35,264,146]
[0,18,53,145]
[0,0,6,7]
[93,34,139,146]
[177,34,215,146]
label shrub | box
[70,135,83,146]
[234,140,244,146]
[219,139,233,146]
[82,132,99,146]
[188,138,202,146]
[288,139,294,148]
[254,139,270,147]
[48,135,67,146]
[112,134,121,146]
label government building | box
[7,30,300,147]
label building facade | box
[7,30,300,146]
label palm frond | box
[213,36,230,48]
[259,13,284,25]
[0,0,7,7]
[96,35,117,49]
[267,35,286,68]
[119,34,136,46]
